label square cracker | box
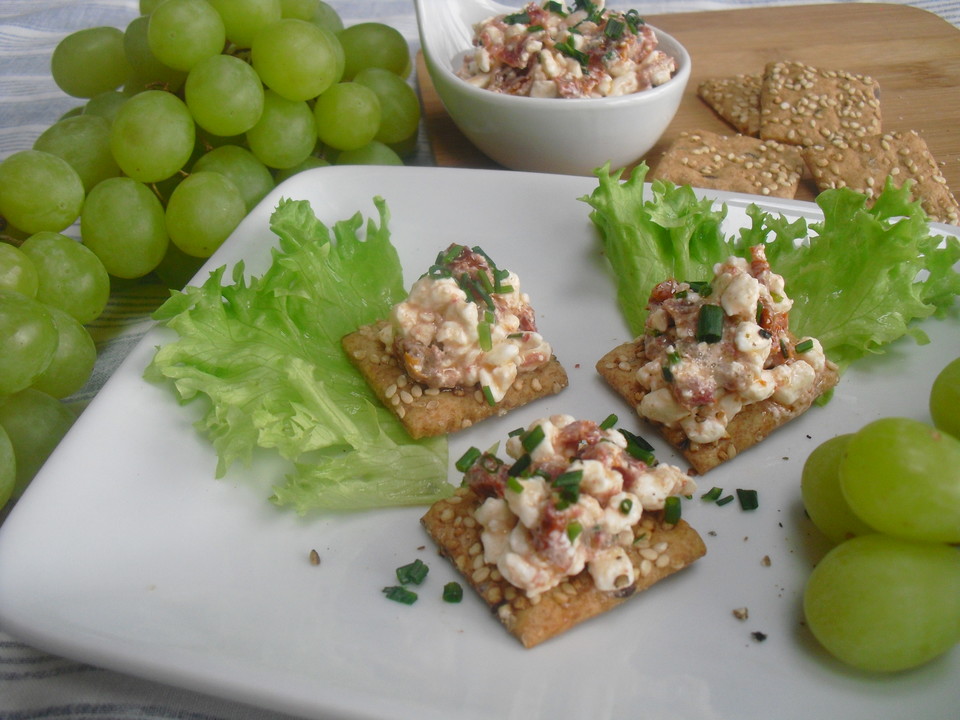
[596,339,839,475]
[421,486,707,648]
[759,60,882,147]
[342,320,568,439]
[802,129,960,226]
[651,129,804,198]
[697,73,762,136]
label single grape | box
[280,0,343,33]
[246,89,317,169]
[930,356,960,439]
[30,306,97,399]
[0,389,76,499]
[273,154,329,183]
[0,290,58,396]
[123,14,187,93]
[19,232,110,324]
[313,82,380,151]
[185,54,265,137]
[0,150,85,234]
[206,0,282,48]
[153,240,206,290]
[51,26,131,98]
[165,171,246,258]
[803,533,960,672]
[33,114,122,193]
[0,243,39,297]
[192,144,275,211]
[801,434,874,545]
[83,91,128,123]
[110,90,196,183]
[250,18,342,101]
[81,177,169,279]
[147,0,226,72]
[353,67,420,144]
[335,141,403,166]
[0,424,14,510]
[140,0,166,14]
[337,22,409,80]
[840,417,960,543]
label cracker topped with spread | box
[343,244,567,438]
[421,414,706,647]
[596,245,839,474]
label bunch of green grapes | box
[0,0,421,510]
[800,357,960,673]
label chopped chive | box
[780,337,790,359]
[555,39,589,69]
[599,413,618,430]
[620,428,657,465]
[795,338,814,354]
[477,320,492,351]
[521,424,546,452]
[503,10,530,24]
[662,364,674,383]
[506,475,524,493]
[553,469,583,505]
[619,497,633,515]
[543,1,566,15]
[507,426,525,437]
[666,349,681,365]
[481,384,496,406]
[736,488,759,511]
[756,301,764,325]
[664,496,682,524]
[527,24,544,32]
[688,281,713,296]
[701,486,723,502]
[454,446,481,472]
[442,582,463,603]
[716,494,735,506]
[382,586,418,604]
[604,17,625,39]
[696,304,724,343]
[624,9,644,31]
[508,453,532,477]
[566,521,583,543]
[396,558,429,585]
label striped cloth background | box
[1,1,958,719]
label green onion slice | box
[503,10,531,25]
[696,304,724,343]
[701,486,723,502]
[455,446,481,472]
[382,586,418,604]
[794,338,814,354]
[481,385,496,406]
[604,17,625,39]
[396,558,429,585]
[716,494,735,506]
[506,475,524,494]
[566,521,583,543]
[478,319,492,351]
[508,453,532,477]
[521,424,546,452]
[688,281,713,296]
[619,497,634,515]
[736,488,759,511]
[553,469,583,506]
[599,413,618,430]
[442,582,463,603]
[664,496,682,524]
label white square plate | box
[1,166,957,719]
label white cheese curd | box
[633,245,829,443]
[470,415,696,600]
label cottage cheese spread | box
[636,245,827,445]
[458,1,676,98]
[464,414,696,599]
[379,244,551,402]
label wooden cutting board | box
[417,2,960,204]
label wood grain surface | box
[417,2,960,203]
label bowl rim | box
[418,15,692,111]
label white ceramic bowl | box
[414,0,691,175]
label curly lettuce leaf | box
[584,165,960,371]
[145,197,451,512]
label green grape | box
[0,243,40,297]
[801,434,874,545]
[19,232,110,324]
[140,0,166,14]
[185,54,265,137]
[313,82,380,151]
[803,533,960,672]
[337,22,409,80]
[335,141,403,166]
[165,171,246,258]
[30,306,97,399]
[51,26,131,98]
[81,177,169,279]
[246,89,317,169]
[0,290,58,396]
[0,424,14,510]
[353,67,420,144]
[192,144,275,211]
[930,356,960,439]
[206,0,282,48]
[250,18,342,101]
[33,115,122,193]
[0,389,76,499]
[280,0,343,33]
[153,240,206,290]
[840,417,960,544]
[147,0,226,72]
[83,91,128,123]
[123,15,187,93]
[0,150,85,234]
[110,89,196,182]
[273,154,329,183]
